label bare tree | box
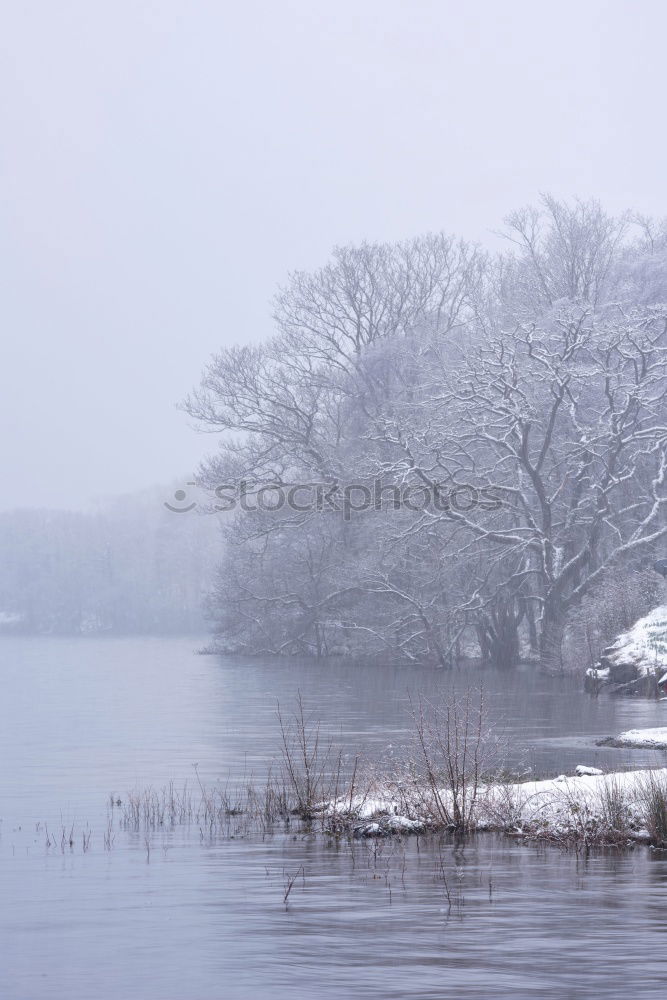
[188,200,667,669]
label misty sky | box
[1,0,665,511]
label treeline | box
[0,488,219,635]
[187,197,667,668]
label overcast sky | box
[1,0,665,510]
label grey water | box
[1,636,667,999]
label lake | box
[1,636,667,998]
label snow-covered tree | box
[189,199,667,668]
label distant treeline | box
[0,489,220,635]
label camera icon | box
[164,482,198,513]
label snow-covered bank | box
[318,767,667,845]
[586,605,667,696]
[601,728,667,749]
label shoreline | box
[314,766,667,848]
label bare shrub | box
[408,687,498,832]
[277,692,339,819]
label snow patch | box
[612,727,667,749]
[603,606,667,676]
[318,767,667,839]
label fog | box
[5,8,667,996]
[2,0,666,511]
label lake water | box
[1,636,667,998]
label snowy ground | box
[608,727,667,748]
[600,605,667,678]
[318,766,667,843]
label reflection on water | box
[1,637,667,999]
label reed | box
[638,771,667,847]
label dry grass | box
[638,771,667,847]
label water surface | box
[1,637,667,998]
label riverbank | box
[315,766,667,847]
[586,605,667,696]
[599,727,667,749]
[108,760,667,852]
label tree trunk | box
[540,599,565,671]
[525,600,539,655]
[477,617,519,669]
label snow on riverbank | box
[318,767,667,842]
[608,728,667,749]
[585,605,667,695]
[601,605,667,676]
